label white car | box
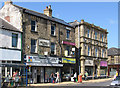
[111,76,120,86]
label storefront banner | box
[62,41,75,46]
[85,60,93,66]
[26,63,63,67]
[62,58,76,64]
[39,39,50,47]
[26,55,59,64]
[100,61,107,67]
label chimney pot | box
[5,0,13,5]
[46,6,48,9]
[48,5,51,9]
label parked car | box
[111,76,120,86]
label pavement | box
[29,77,113,86]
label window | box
[88,46,90,56]
[66,30,70,39]
[31,39,37,53]
[95,48,97,57]
[51,24,56,36]
[95,32,97,39]
[102,49,104,57]
[87,29,90,38]
[66,46,70,56]
[12,33,18,47]
[31,20,36,31]
[51,43,55,55]
[102,34,104,42]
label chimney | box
[4,0,13,5]
[44,5,52,17]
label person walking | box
[51,72,54,83]
[84,71,88,80]
[55,72,60,83]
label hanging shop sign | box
[100,61,107,67]
[85,60,94,66]
[62,58,76,64]
[62,41,75,46]
[26,55,59,64]
[39,39,50,47]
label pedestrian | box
[55,72,60,83]
[84,71,88,80]
[51,72,54,83]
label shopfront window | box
[66,46,70,56]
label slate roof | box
[69,20,108,33]
[108,47,120,56]
[13,4,73,28]
[0,18,21,32]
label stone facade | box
[70,19,108,77]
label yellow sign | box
[62,58,76,64]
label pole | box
[78,25,81,75]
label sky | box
[1,2,118,49]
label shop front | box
[25,55,63,83]
[61,57,76,81]
[85,59,94,76]
[100,61,107,76]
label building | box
[0,17,22,78]
[0,1,76,83]
[70,20,108,78]
[108,47,120,76]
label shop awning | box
[0,63,26,67]
[26,63,63,67]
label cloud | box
[109,19,117,24]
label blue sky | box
[2,2,118,49]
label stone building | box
[107,47,120,76]
[0,1,76,83]
[70,20,108,77]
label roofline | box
[0,27,22,33]
[74,22,108,34]
[13,4,74,28]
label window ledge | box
[30,52,38,54]
[66,38,71,40]
[31,30,38,33]
[51,35,56,37]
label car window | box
[116,76,120,80]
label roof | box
[69,20,108,33]
[108,47,120,56]
[0,18,21,33]
[13,4,73,28]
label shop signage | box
[39,39,50,47]
[62,41,75,46]
[62,58,76,64]
[100,61,107,67]
[85,60,93,66]
[26,55,59,64]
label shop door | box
[37,67,44,83]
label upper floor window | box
[31,20,36,32]
[88,46,90,56]
[102,49,104,57]
[51,42,56,55]
[66,46,70,56]
[66,30,70,39]
[12,33,18,47]
[31,39,37,53]
[102,34,104,42]
[95,48,97,57]
[95,32,97,40]
[87,29,90,38]
[51,24,56,36]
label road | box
[19,78,120,88]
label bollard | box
[78,75,82,83]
